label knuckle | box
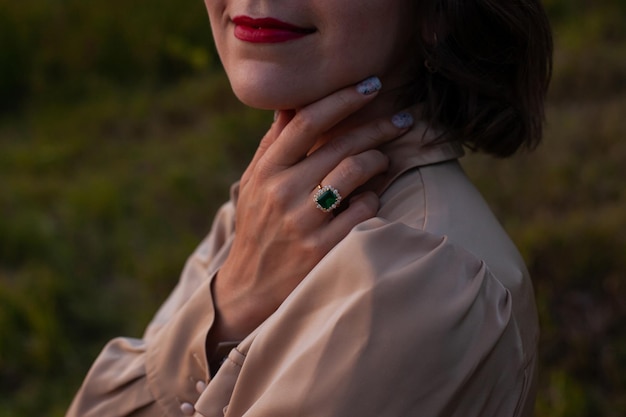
[290,110,316,134]
[334,89,355,108]
[350,202,371,219]
[335,155,367,183]
[373,118,393,138]
[281,212,305,235]
[327,137,352,156]
[265,179,292,204]
[368,149,389,169]
[349,119,393,149]
[301,236,328,257]
[350,195,378,218]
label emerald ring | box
[314,185,342,213]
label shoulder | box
[376,160,537,341]
[320,186,539,365]
[244,219,534,416]
[329,217,509,324]
[346,154,538,353]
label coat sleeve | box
[209,219,537,417]
[66,200,236,417]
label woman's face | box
[204,0,416,110]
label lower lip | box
[234,25,312,43]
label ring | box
[314,185,342,212]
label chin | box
[230,82,320,111]
[231,86,289,110]
[225,68,335,110]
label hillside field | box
[1,1,625,415]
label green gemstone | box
[317,189,338,210]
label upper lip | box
[232,16,315,33]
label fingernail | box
[391,112,414,129]
[356,76,382,95]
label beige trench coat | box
[67,123,539,417]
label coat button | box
[196,380,207,394]
[180,402,195,416]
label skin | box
[202,0,418,346]
[205,0,416,114]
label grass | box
[0,72,272,415]
[1,4,626,415]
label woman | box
[68,0,552,416]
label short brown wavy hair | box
[409,0,553,157]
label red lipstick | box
[232,16,315,43]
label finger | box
[259,110,295,156]
[299,150,388,228]
[263,77,383,168]
[249,110,294,168]
[319,150,389,199]
[241,110,295,185]
[299,110,414,186]
[319,191,380,245]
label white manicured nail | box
[356,77,382,95]
[391,112,414,129]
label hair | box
[408,0,553,157]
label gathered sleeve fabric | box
[66,200,237,417]
[195,218,537,417]
[67,173,538,417]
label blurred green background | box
[1,0,625,415]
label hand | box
[210,78,413,343]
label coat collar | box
[367,120,464,195]
[231,120,464,205]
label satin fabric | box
[67,123,538,417]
